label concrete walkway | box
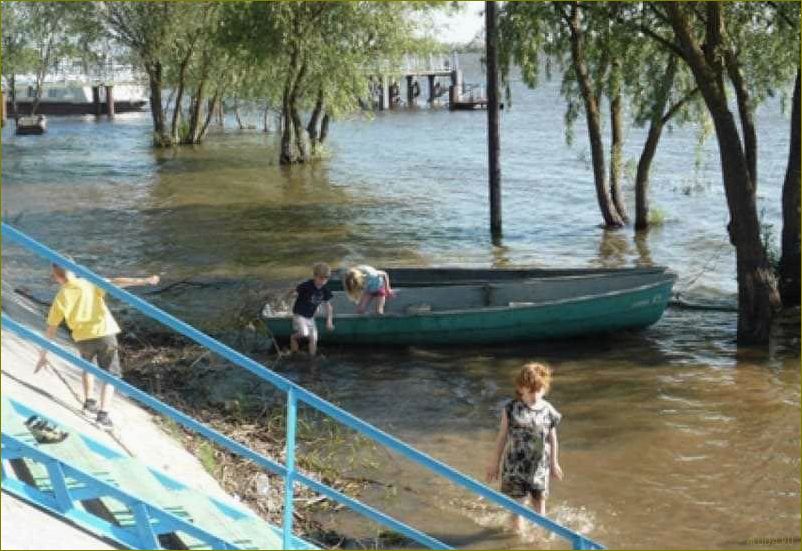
[1,283,256,549]
[2,494,119,550]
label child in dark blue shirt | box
[291,262,334,356]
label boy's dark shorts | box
[76,335,121,376]
[501,477,546,501]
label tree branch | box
[767,1,796,29]
[661,87,700,125]
[599,3,686,59]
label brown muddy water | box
[2,57,799,549]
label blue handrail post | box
[283,387,298,549]
[131,502,161,549]
[45,461,74,512]
[574,535,592,550]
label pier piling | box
[105,85,115,118]
[92,86,101,116]
[379,75,389,111]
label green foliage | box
[220,1,436,114]
[647,207,666,227]
[196,441,219,475]
[2,2,106,94]
[722,2,799,105]
[156,417,186,443]
[217,1,444,161]
[759,209,782,276]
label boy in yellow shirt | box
[36,262,160,430]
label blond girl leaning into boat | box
[343,265,394,315]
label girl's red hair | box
[515,362,552,396]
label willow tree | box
[590,2,705,231]
[100,1,234,146]
[220,1,431,165]
[628,50,701,230]
[657,1,796,343]
[498,1,630,228]
[169,3,235,144]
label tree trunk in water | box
[234,96,245,130]
[289,59,309,162]
[171,53,191,141]
[635,123,663,230]
[780,69,800,306]
[186,77,206,144]
[609,88,628,223]
[291,105,308,162]
[725,51,758,186]
[263,102,271,133]
[280,83,293,164]
[319,113,330,145]
[635,58,678,230]
[568,2,623,228]
[216,101,224,127]
[307,87,324,152]
[668,2,780,344]
[147,61,170,147]
[198,91,220,142]
[280,48,301,165]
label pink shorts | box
[370,286,395,298]
[370,285,390,298]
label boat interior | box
[325,271,676,316]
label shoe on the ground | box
[25,415,69,444]
[82,399,99,417]
[95,411,113,431]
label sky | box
[430,1,486,46]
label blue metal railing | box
[1,222,604,550]
[2,431,238,549]
[1,315,446,549]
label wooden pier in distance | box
[369,54,496,112]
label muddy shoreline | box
[119,332,413,549]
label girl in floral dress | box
[486,362,563,534]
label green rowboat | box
[264,270,677,345]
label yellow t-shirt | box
[46,276,121,342]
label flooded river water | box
[2,57,798,549]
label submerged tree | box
[600,3,704,231]
[658,1,794,343]
[498,1,630,228]
[220,1,436,165]
[100,1,234,146]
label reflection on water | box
[595,229,631,267]
[278,313,798,550]
[634,231,654,267]
[1,58,799,549]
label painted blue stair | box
[1,395,315,550]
